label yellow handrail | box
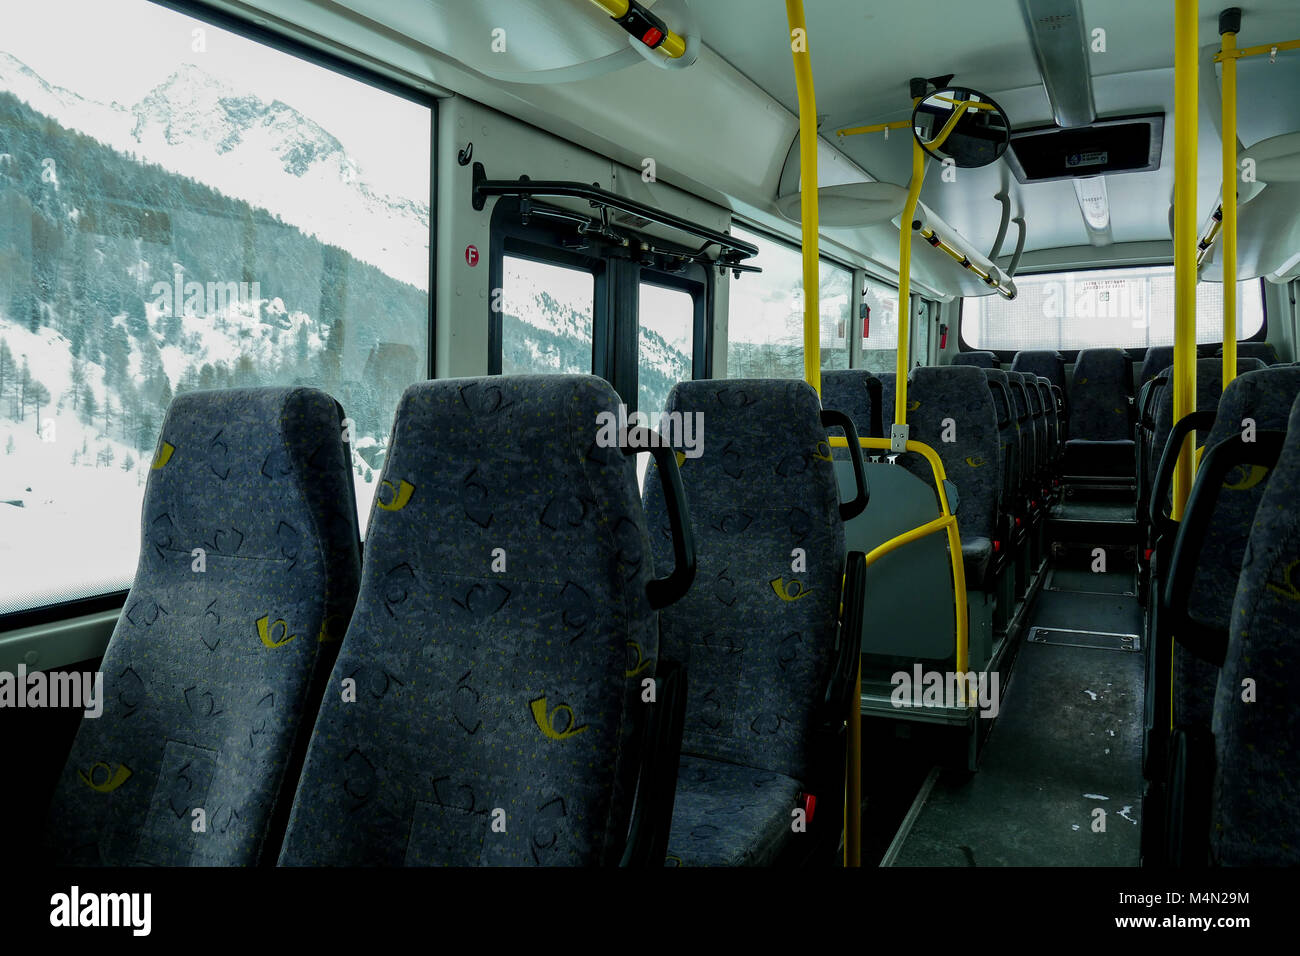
[830,434,971,870]
[584,0,687,58]
[917,227,1016,299]
[786,0,821,394]
[1213,36,1300,62]
[836,119,910,138]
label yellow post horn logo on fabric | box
[375,479,416,512]
[1266,558,1300,601]
[151,441,175,470]
[624,641,652,677]
[257,615,298,648]
[78,762,132,793]
[771,577,813,601]
[529,696,589,740]
[1223,464,1268,491]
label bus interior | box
[1,0,1298,910]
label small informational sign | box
[465,245,479,267]
[1066,150,1109,169]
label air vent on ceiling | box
[1005,113,1164,183]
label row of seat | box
[45,376,868,866]
[957,343,1285,484]
[820,364,1065,663]
[1152,381,1300,865]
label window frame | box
[0,0,438,630]
[488,197,711,410]
[957,267,1270,363]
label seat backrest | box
[1070,348,1133,441]
[952,350,1000,369]
[1152,358,1267,479]
[876,371,897,430]
[983,368,1021,501]
[1221,341,1280,365]
[1137,371,1171,501]
[1138,345,1174,387]
[1173,367,1300,729]
[1036,377,1059,461]
[822,369,882,458]
[1211,392,1300,865]
[278,375,660,866]
[899,365,1002,548]
[642,379,845,784]
[1006,372,1037,487]
[1022,371,1048,472]
[1010,349,1066,392]
[45,387,362,865]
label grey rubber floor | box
[890,571,1144,866]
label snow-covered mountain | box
[0,53,428,288]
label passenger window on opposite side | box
[499,255,595,376]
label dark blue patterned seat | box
[898,366,1002,585]
[1169,367,1300,731]
[1068,348,1132,441]
[1006,372,1038,494]
[1218,341,1280,365]
[45,388,362,865]
[982,368,1022,506]
[278,375,667,866]
[1150,358,1266,516]
[1138,345,1175,387]
[1210,393,1300,865]
[822,369,883,456]
[1011,349,1068,437]
[952,350,1000,369]
[876,372,897,432]
[641,379,848,866]
[1062,348,1135,477]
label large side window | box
[637,281,694,417]
[499,254,595,375]
[861,276,900,374]
[0,0,432,617]
[962,267,1266,351]
[726,225,851,377]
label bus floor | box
[875,551,1145,866]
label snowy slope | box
[0,52,428,289]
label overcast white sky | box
[3,0,430,202]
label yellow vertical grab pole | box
[1171,0,1199,734]
[1221,23,1239,389]
[893,130,925,436]
[1172,0,1198,522]
[786,0,821,396]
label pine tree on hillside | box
[0,338,11,405]
[30,380,50,434]
[81,386,96,426]
[68,355,85,409]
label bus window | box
[962,266,1266,352]
[861,276,900,374]
[499,255,595,375]
[726,225,851,376]
[0,0,431,617]
[636,281,694,486]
